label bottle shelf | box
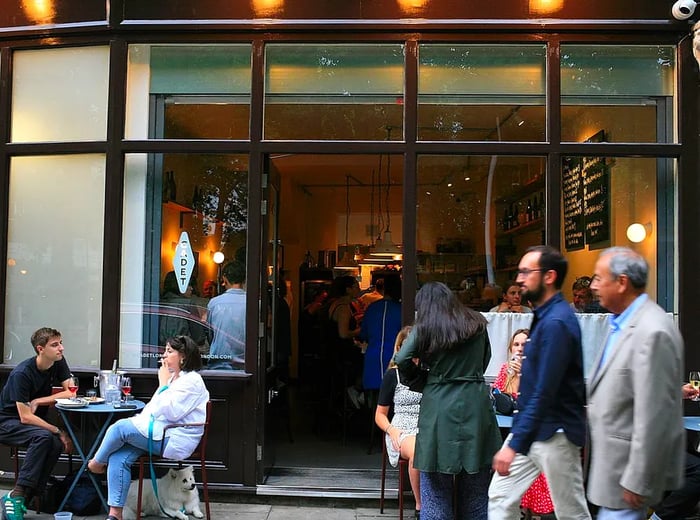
[497,217,544,238]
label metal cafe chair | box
[379,439,409,520]
[134,400,212,519]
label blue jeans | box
[596,507,646,520]
[420,468,490,520]
[92,418,164,508]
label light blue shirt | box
[206,288,246,369]
[597,293,648,371]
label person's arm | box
[375,369,401,450]
[336,304,359,339]
[150,372,209,423]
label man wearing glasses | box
[489,245,591,520]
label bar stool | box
[379,439,409,520]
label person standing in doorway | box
[0,327,74,520]
[587,247,684,520]
[489,245,591,520]
[206,260,246,370]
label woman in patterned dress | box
[375,326,422,519]
[493,329,555,518]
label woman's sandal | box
[87,459,107,474]
[105,515,120,520]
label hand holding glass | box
[689,372,700,401]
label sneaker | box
[346,387,362,409]
[1,493,27,520]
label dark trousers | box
[420,468,491,520]
[0,418,63,494]
[653,452,700,520]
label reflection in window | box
[418,45,546,142]
[416,155,546,310]
[265,44,404,140]
[561,46,675,143]
[126,45,252,140]
[120,153,249,369]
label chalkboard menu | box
[562,131,610,251]
[563,158,585,251]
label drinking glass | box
[121,376,132,402]
[690,372,700,401]
[68,375,79,401]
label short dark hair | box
[502,280,519,294]
[31,327,62,353]
[572,276,592,291]
[527,245,568,289]
[166,335,203,371]
[222,260,246,284]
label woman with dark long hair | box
[395,282,501,520]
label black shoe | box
[415,510,420,520]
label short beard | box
[523,279,545,306]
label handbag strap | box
[147,389,179,519]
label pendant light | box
[371,127,402,260]
[336,175,359,270]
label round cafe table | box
[54,399,145,513]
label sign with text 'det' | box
[173,231,194,294]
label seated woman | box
[493,329,554,519]
[375,326,422,519]
[87,335,209,520]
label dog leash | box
[147,385,178,519]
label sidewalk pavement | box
[1,487,404,520]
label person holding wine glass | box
[689,372,700,401]
[0,327,75,520]
[87,335,209,520]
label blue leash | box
[147,385,176,518]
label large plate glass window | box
[560,46,676,143]
[120,153,249,370]
[559,156,676,312]
[264,44,405,140]
[126,45,252,140]
[418,45,546,141]
[4,155,106,365]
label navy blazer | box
[509,292,587,455]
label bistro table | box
[54,399,145,512]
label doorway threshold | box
[258,466,398,499]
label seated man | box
[0,327,73,520]
[650,384,700,520]
[490,281,533,313]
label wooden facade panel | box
[122,0,676,22]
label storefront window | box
[416,155,546,307]
[264,44,405,140]
[11,46,109,143]
[561,45,676,143]
[560,156,675,310]
[418,45,546,141]
[126,45,252,140]
[120,153,249,370]
[4,155,106,365]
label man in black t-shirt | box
[0,327,74,520]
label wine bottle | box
[526,199,533,223]
[512,203,519,228]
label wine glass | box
[121,376,132,402]
[68,375,79,402]
[690,372,700,401]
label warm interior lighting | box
[337,175,359,270]
[212,251,225,264]
[626,222,651,243]
[528,0,564,16]
[396,0,429,14]
[21,0,56,24]
[251,0,284,17]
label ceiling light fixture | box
[336,175,359,270]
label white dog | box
[123,466,204,520]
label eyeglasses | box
[516,268,545,277]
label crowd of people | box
[0,243,694,520]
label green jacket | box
[395,330,501,474]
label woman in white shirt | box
[87,335,209,520]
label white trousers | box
[488,432,591,520]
